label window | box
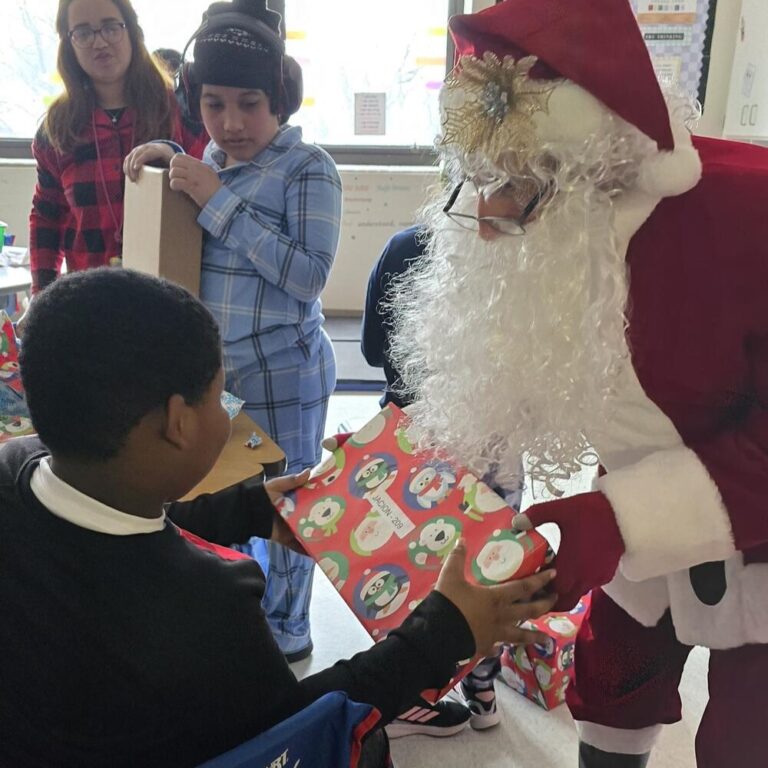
[1,3,60,141]
[0,0,212,142]
[1,1,459,161]
[285,0,453,148]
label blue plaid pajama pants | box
[228,329,336,655]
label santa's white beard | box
[388,190,631,486]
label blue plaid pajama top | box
[198,125,342,377]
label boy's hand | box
[265,469,310,555]
[264,468,311,506]
[123,142,176,181]
[435,539,558,657]
[169,154,222,208]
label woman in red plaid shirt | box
[27,0,208,297]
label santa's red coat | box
[588,135,768,649]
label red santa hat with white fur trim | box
[442,0,702,199]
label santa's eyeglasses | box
[443,179,549,236]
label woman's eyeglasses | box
[443,179,550,236]
[68,21,127,49]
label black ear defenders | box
[178,4,303,120]
[279,54,303,120]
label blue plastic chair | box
[197,692,382,768]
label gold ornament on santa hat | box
[440,54,558,166]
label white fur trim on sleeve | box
[598,446,735,582]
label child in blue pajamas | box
[126,0,341,659]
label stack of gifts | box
[499,593,591,710]
[279,404,553,700]
[0,311,34,443]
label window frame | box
[0,0,462,165]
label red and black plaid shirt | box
[29,99,208,292]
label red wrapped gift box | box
[280,404,552,701]
[0,311,34,443]
[499,594,592,710]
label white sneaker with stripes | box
[385,699,471,739]
[460,684,501,730]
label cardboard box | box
[122,166,202,296]
[499,594,592,710]
[279,404,553,701]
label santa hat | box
[443,0,701,198]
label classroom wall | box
[324,166,437,313]
[0,161,35,249]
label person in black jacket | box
[362,226,426,409]
[0,268,556,767]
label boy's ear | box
[164,393,195,449]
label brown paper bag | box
[122,167,202,296]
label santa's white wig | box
[387,91,699,487]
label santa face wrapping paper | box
[279,404,552,699]
[0,312,34,443]
[499,594,591,710]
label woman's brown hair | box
[43,0,176,153]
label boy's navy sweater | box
[0,437,474,767]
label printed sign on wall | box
[632,0,718,102]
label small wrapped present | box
[499,593,591,710]
[0,311,34,443]
[220,390,245,420]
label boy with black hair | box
[0,268,557,767]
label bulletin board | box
[632,0,719,104]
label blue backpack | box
[197,692,383,768]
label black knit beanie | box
[191,0,284,100]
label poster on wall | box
[631,0,718,103]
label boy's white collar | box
[30,456,165,536]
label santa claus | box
[389,1,768,766]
